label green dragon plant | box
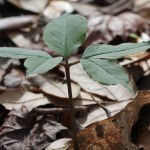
[0,14,150,150]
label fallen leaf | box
[28,75,80,99]
[0,58,20,70]
[134,0,150,22]
[0,16,38,30]
[43,0,73,19]
[0,87,50,111]
[77,99,131,128]
[6,31,32,48]
[0,106,68,149]
[8,0,48,13]
[86,12,149,45]
[45,138,72,150]
[0,68,5,82]
[70,2,101,16]
[3,69,26,88]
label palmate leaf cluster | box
[0,14,150,92]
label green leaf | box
[24,57,63,75]
[82,41,150,59]
[43,14,87,58]
[0,47,50,59]
[0,47,63,75]
[80,58,133,92]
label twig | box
[2,144,9,150]
[32,106,88,116]
[91,94,111,118]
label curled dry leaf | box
[70,0,132,15]
[69,2,101,16]
[86,12,149,45]
[0,15,38,30]
[77,99,132,128]
[69,91,150,150]
[0,106,68,149]
[0,87,50,111]
[8,0,49,13]
[45,138,72,150]
[0,58,20,70]
[43,0,74,19]
[28,75,80,99]
[3,69,26,88]
[62,57,134,101]
[76,91,105,105]
[0,68,5,82]
[133,0,150,22]
[6,31,32,48]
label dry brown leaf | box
[77,91,104,104]
[69,91,150,150]
[6,31,32,48]
[43,0,73,19]
[8,0,48,13]
[0,68,5,82]
[133,0,150,29]
[77,99,132,128]
[28,75,80,99]
[45,138,72,150]
[86,12,148,45]
[3,69,27,88]
[134,0,150,13]
[0,107,68,149]
[0,58,20,70]
[0,87,50,110]
[69,2,101,16]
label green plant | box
[0,14,150,150]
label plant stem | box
[69,60,80,66]
[65,59,79,150]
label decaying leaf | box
[45,138,72,150]
[69,2,101,16]
[133,0,150,22]
[6,31,32,48]
[8,0,49,13]
[0,87,50,110]
[0,106,68,149]
[28,75,81,99]
[0,58,20,70]
[43,0,73,19]
[0,68,5,82]
[69,91,150,150]
[3,69,26,88]
[86,12,149,45]
[77,99,132,128]
[76,91,105,105]
[0,15,38,30]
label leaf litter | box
[0,0,150,149]
[69,91,150,150]
[0,106,69,150]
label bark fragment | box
[69,91,150,150]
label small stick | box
[91,94,111,118]
[32,106,88,116]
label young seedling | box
[0,14,150,150]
